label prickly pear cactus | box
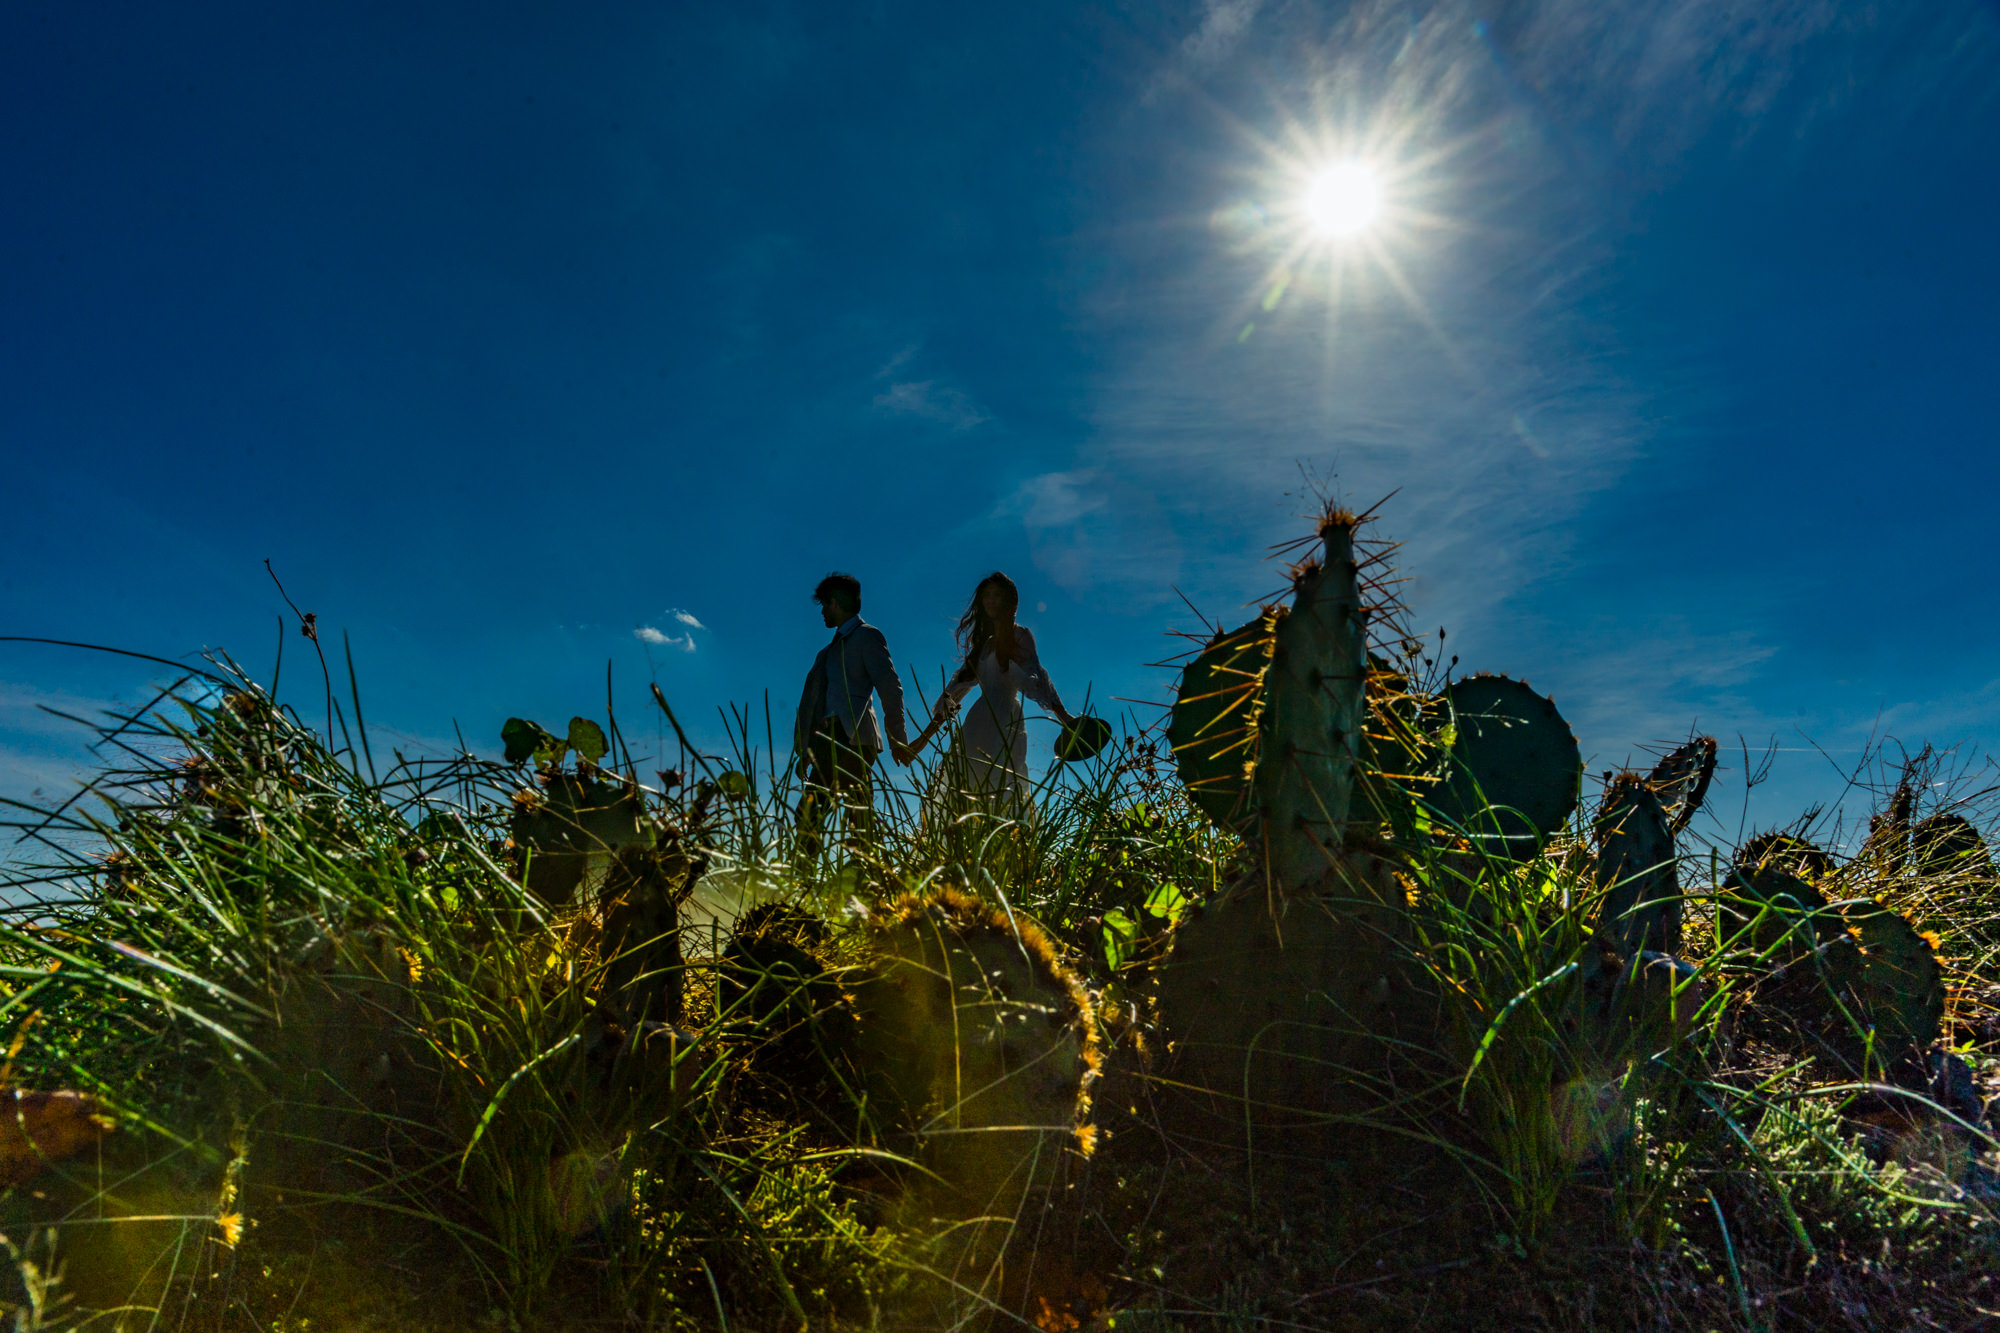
[1156,513,1426,1125]
[719,905,832,1026]
[1427,675,1581,858]
[844,889,1100,1196]
[1253,518,1370,886]
[511,771,654,907]
[1647,736,1718,834]
[1593,739,1717,953]
[1910,812,1994,879]
[1595,773,1680,955]
[1727,818,1944,1062]
[1168,615,1276,829]
[1848,901,1946,1055]
[1862,776,1916,869]
[1719,863,1835,959]
[1155,855,1410,1129]
[718,906,842,1056]
[597,839,694,1026]
[1737,832,1835,882]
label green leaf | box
[1142,881,1189,925]
[1100,908,1139,971]
[567,717,610,765]
[501,717,560,766]
[716,770,752,800]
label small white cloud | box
[635,626,695,652]
[873,380,990,431]
[670,609,705,630]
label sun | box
[1300,160,1383,239]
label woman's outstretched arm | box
[1013,627,1077,726]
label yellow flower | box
[215,1213,245,1247]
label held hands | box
[894,714,949,766]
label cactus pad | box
[1737,832,1835,882]
[512,773,654,907]
[1719,864,1833,958]
[1427,674,1581,857]
[844,890,1099,1193]
[1863,777,1916,868]
[1594,773,1680,954]
[1849,902,1945,1054]
[1910,812,1994,879]
[598,840,693,1025]
[1647,736,1717,834]
[718,904,834,1038]
[1168,615,1275,829]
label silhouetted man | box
[794,573,910,854]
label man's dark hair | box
[813,572,862,614]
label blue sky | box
[4,1,1998,848]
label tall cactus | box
[1158,512,1411,1126]
[1253,518,1370,887]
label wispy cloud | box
[670,609,705,630]
[872,379,990,431]
[1145,0,1266,104]
[997,469,1184,604]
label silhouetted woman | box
[906,572,1077,810]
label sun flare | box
[1301,160,1382,238]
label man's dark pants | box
[799,717,876,856]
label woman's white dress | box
[929,625,1072,812]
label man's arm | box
[795,650,827,774]
[858,628,910,748]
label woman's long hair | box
[953,572,1019,684]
